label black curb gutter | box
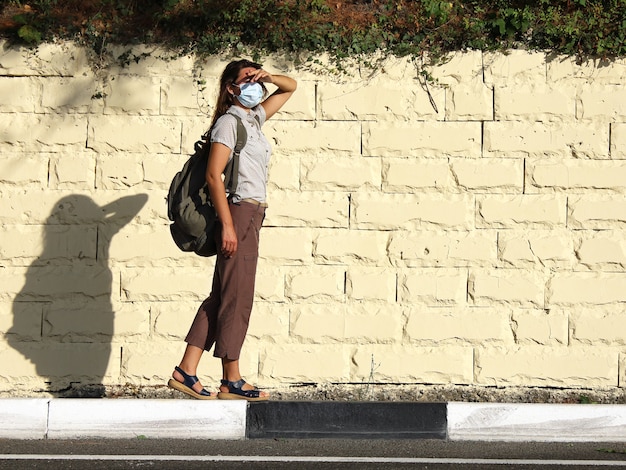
[246,402,447,439]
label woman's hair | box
[208,59,265,130]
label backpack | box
[167,114,247,257]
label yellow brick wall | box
[1,41,625,395]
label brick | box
[153,301,199,340]
[0,77,40,112]
[290,304,347,342]
[347,268,396,302]
[383,158,453,191]
[446,81,493,121]
[451,158,523,192]
[0,154,48,187]
[2,265,112,301]
[41,77,100,112]
[143,153,188,188]
[406,307,513,343]
[429,51,485,86]
[160,76,216,116]
[2,189,149,228]
[568,196,626,229]
[484,122,609,158]
[319,81,444,121]
[495,85,575,121]
[104,75,160,115]
[260,345,351,381]
[578,85,626,121]
[43,299,149,341]
[285,267,345,302]
[180,118,210,157]
[265,190,349,228]
[364,122,481,157]
[483,50,547,85]
[476,346,617,387]
[611,123,626,159]
[254,267,286,302]
[301,156,382,191]
[548,273,626,306]
[0,342,121,385]
[528,160,626,192]
[477,195,567,228]
[269,80,315,120]
[511,309,568,345]
[314,230,389,265]
[268,156,300,191]
[352,345,474,384]
[470,269,545,307]
[103,223,182,263]
[265,121,360,155]
[353,193,473,230]
[108,45,194,76]
[121,267,211,301]
[259,228,313,264]
[548,55,626,84]
[571,308,626,345]
[50,152,96,189]
[247,303,290,341]
[498,230,575,268]
[88,116,182,153]
[0,114,87,151]
[388,231,497,267]
[577,232,626,268]
[97,153,145,189]
[344,304,403,342]
[0,224,97,265]
[27,42,91,77]
[1,301,43,340]
[399,268,467,306]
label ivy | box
[1,0,625,65]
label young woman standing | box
[169,59,297,401]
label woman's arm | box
[261,74,297,119]
[245,69,297,120]
[206,142,237,257]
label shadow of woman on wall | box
[6,193,148,397]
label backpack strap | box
[222,114,248,197]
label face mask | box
[235,82,264,108]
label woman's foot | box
[168,366,216,400]
[218,378,269,401]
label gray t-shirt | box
[210,105,272,203]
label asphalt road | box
[1,439,625,469]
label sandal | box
[217,379,268,401]
[168,366,216,400]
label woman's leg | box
[172,344,205,393]
[220,358,269,397]
[171,262,222,394]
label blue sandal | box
[168,366,216,400]
[217,379,268,401]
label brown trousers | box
[185,201,265,360]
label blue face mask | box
[235,82,264,108]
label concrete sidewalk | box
[2,399,626,442]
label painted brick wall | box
[1,41,625,395]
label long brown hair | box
[208,59,264,130]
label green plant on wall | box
[1,0,625,65]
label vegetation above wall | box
[1,0,625,64]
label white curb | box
[0,399,49,439]
[47,399,247,439]
[447,402,626,442]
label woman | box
[169,59,297,401]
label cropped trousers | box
[185,200,265,360]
